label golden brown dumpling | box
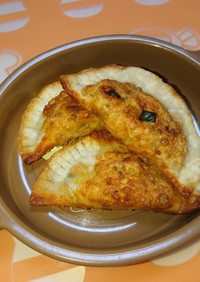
[29,130,198,214]
[60,65,200,199]
[18,82,102,164]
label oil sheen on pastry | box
[18,82,102,164]
[60,65,200,199]
[29,130,197,214]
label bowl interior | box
[0,36,200,265]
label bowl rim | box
[0,34,199,95]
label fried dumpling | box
[29,130,197,214]
[60,65,200,198]
[18,82,102,164]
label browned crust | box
[29,131,200,214]
[18,65,200,214]
[61,77,189,196]
[19,89,102,164]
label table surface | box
[0,0,200,281]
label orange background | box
[1,0,200,64]
[1,0,200,281]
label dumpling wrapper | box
[60,65,200,199]
[29,130,199,214]
[18,82,102,164]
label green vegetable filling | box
[139,110,157,122]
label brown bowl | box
[0,35,200,266]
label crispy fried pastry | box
[30,130,198,214]
[60,65,200,198]
[18,82,102,164]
